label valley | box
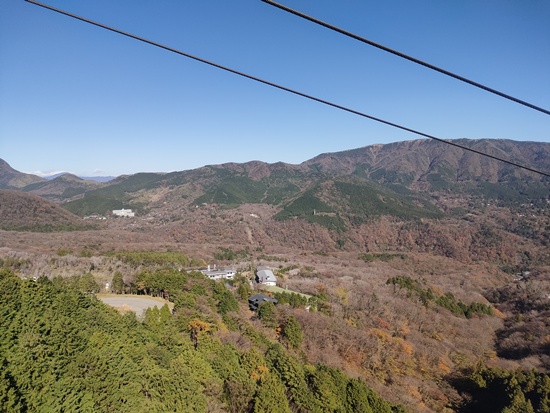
[1,138,549,412]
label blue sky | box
[1,0,549,177]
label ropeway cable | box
[24,0,550,178]
[261,0,550,117]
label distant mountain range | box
[1,138,549,227]
[0,160,113,189]
[44,173,115,183]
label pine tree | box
[265,344,312,410]
[253,373,291,413]
[225,371,256,413]
[237,281,252,301]
[111,271,125,294]
[0,355,24,412]
[502,390,535,413]
[257,301,278,328]
[282,316,303,349]
[346,379,374,413]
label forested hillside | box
[0,267,401,413]
[2,251,549,412]
[1,138,549,412]
[4,139,549,222]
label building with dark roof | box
[248,293,278,311]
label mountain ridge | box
[2,138,548,227]
[21,172,104,202]
[1,139,549,413]
[0,159,46,189]
[304,138,549,184]
[3,138,548,193]
[44,172,116,182]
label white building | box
[200,265,236,280]
[112,209,135,217]
[256,268,277,286]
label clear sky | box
[1,0,549,177]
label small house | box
[248,294,278,311]
[256,268,277,286]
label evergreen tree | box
[0,355,24,412]
[502,390,535,413]
[0,261,401,413]
[240,348,266,377]
[111,271,125,294]
[265,344,312,410]
[253,373,291,413]
[346,379,374,413]
[217,287,239,315]
[79,273,100,294]
[237,281,253,301]
[307,366,345,412]
[282,316,303,349]
[225,371,256,413]
[257,301,278,328]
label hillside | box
[1,139,548,258]
[1,138,550,412]
[57,139,550,218]
[0,268,405,413]
[2,139,548,261]
[305,139,550,197]
[1,237,549,412]
[0,190,91,231]
[21,173,103,202]
[3,140,548,219]
[0,159,45,189]
[42,139,547,266]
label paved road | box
[99,296,171,317]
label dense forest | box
[0,267,402,412]
[2,261,549,412]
